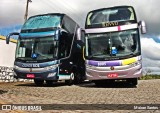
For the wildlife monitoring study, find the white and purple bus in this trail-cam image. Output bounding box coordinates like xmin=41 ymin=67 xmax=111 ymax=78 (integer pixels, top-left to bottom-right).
xmin=80 ymin=6 xmax=147 ymax=86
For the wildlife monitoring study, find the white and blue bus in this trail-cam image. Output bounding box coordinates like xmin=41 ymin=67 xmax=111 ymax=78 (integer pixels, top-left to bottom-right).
xmin=6 ymin=13 xmax=85 ymax=86
xmin=79 ymin=6 xmax=147 ymax=86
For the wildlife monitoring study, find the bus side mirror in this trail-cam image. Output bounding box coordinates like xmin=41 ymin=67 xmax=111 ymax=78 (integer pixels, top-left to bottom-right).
xmin=6 ymin=32 xmax=19 ymax=44
xmin=77 ymin=28 xmax=85 ymax=42
xmin=139 ymin=21 xmax=147 ymax=34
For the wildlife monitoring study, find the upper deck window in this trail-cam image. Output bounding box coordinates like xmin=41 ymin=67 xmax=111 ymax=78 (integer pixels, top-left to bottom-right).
xmin=87 ymin=7 xmax=135 ymax=26
xmin=22 ymin=15 xmax=61 ymax=30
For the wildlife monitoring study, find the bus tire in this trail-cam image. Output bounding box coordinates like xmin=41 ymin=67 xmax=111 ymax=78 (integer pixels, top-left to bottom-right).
xmin=127 ymin=78 xmax=138 ymax=86
xmin=73 ymin=72 xmax=82 ymax=84
xmin=65 ymin=72 xmax=75 ymax=86
xmin=93 ymin=80 xmax=104 ymax=87
xmin=34 ymin=79 xmax=44 ymax=86
xmin=46 ymin=80 xmax=53 ymax=86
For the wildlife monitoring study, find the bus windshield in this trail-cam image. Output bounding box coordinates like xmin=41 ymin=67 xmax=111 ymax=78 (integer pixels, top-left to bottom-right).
xmin=87 ymin=7 xmax=135 ymax=26
xmin=85 ymin=29 xmax=140 ymax=60
xmin=22 ymin=15 xmax=61 ymax=30
xmin=16 ymin=37 xmax=58 ymax=61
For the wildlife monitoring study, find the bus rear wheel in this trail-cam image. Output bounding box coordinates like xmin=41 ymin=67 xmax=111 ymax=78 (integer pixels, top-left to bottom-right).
xmin=73 ymin=72 xmax=83 ymax=84
xmin=34 ymin=79 xmax=44 ymax=86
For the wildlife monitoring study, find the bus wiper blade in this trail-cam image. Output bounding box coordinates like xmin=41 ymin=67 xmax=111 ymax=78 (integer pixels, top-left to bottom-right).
xmin=88 ymin=55 xmax=94 ymax=59
xmin=92 ymin=53 xmax=109 ymax=57
xmin=88 ymin=54 xmax=103 ymax=59
xmin=128 ymin=52 xmax=138 ymax=57
xmin=34 ymin=53 xmax=53 ymax=60
xmin=130 ymin=52 xmax=138 ymax=55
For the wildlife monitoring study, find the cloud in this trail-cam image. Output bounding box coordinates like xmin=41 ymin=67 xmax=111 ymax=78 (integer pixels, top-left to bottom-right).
xmin=0 ymin=0 xmax=160 ymax=36
xmin=141 ymin=38 xmax=160 ymax=60
xmin=142 ymin=57 xmax=160 ymax=68
xmin=142 ymin=63 xmax=160 ymax=75
xmin=141 ymin=37 xmax=160 ymax=74
xmin=0 ymin=0 xmax=25 ymax=27
xmin=0 ymin=25 xmax=22 ymax=37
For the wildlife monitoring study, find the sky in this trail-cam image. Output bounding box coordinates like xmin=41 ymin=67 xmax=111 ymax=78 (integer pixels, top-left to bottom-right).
xmin=0 ymin=0 xmax=160 ymax=74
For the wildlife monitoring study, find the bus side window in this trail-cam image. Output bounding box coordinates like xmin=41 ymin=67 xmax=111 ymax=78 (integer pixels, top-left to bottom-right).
xmin=131 ymin=34 xmax=137 ymax=52
xmin=59 ymin=33 xmax=71 ymax=58
xmin=60 ymin=40 xmax=66 ymax=58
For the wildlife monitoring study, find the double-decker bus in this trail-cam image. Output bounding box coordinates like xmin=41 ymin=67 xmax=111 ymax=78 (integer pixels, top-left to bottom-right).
xmin=81 ymin=6 xmax=146 ymax=86
xmin=6 ymin=13 xmax=85 ymax=86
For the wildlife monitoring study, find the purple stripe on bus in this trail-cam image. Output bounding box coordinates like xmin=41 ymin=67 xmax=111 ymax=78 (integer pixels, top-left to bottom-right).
xmin=88 ymin=60 xmax=121 ymax=67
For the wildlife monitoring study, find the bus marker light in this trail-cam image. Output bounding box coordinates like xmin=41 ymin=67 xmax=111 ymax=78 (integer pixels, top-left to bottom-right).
xmin=65 ymin=70 xmax=69 ymax=73
xmin=118 ymin=26 xmax=121 ymax=31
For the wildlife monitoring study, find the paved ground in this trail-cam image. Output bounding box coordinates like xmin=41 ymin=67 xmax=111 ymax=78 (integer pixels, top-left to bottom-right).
xmin=0 ymin=79 xmax=160 ymax=113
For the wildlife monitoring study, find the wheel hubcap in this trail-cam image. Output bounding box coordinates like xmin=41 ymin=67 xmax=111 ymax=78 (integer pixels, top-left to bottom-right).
xmin=70 ymin=73 xmax=74 ymax=80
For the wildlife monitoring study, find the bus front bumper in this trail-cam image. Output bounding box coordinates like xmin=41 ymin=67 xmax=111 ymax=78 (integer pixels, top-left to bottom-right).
xmin=86 ymin=64 xmax=142 ymax=80
xmin=14 ymin=67 xmax=59 ymax=80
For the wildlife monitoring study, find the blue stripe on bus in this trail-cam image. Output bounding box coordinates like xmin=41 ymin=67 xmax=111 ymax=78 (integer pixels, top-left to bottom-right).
xmin=20 ymin=31 xmax=56 ymax=38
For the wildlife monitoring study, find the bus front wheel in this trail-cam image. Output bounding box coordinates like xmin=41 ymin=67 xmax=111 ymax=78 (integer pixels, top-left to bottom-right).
xmin=46 ymin=80 xmax=54 ymax=86
xmin=73 ymin=72 xmax=83 ymax=84
xmin=65 ymin=72 xmax=75 ymax=85
xmin=127 ymin=78 xmax=138 ymax=86
xmin=34 ymin=79 xmax=44 ymax=86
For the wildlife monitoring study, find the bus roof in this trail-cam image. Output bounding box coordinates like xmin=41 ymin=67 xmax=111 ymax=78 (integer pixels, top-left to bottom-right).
xmin=21 ymin=13 xmax=79 ymax=34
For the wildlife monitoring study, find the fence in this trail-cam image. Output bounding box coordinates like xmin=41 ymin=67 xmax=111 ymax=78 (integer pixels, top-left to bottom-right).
xmin=0 ymin=66 xmax=33 ymax=82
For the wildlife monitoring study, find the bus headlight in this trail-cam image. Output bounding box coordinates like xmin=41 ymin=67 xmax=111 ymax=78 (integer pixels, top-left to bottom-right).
xmin=45 ymin=64 xmax=59 ymax=71
xmin=131 ymin=60 xmax=141 ymax=67
xmin=14 ymin=65 xmax=19 ymax=70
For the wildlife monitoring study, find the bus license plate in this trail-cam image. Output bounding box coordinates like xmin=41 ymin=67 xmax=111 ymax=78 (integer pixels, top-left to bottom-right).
xmin=107 ymin=73 xmax=118 ymax=78
xmin=27 ymin=74 xmax=35 ymax=78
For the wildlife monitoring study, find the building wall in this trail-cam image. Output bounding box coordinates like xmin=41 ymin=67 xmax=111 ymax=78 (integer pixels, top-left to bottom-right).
xmin=0 ymin=37 xmax=16 ymax=67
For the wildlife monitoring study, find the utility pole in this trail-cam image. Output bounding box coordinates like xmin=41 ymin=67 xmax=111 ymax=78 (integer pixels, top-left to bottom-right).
xmin=24 ymin=0 xmax=32 ymax=22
